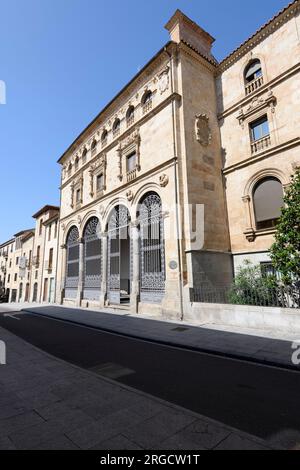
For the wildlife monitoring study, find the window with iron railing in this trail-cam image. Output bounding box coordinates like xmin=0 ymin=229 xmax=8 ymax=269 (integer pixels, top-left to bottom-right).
xmin=244 ymin=59 xmax=264 ymax=95
xmin=250 ymin=116 xmax=271 ymax=154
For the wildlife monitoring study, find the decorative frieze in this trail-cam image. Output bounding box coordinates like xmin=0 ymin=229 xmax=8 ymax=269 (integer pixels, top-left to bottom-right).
xmin=237 ymin=90 xmax=277 ymax=128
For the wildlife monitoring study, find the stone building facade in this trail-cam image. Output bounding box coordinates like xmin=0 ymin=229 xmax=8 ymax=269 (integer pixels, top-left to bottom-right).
xmin=217 ymin=0 xmax=300 ymax=274
xmin=1 ymin=1 xmax=300 ymax=318
xmin=0 ymin=205 xmax=59 ymax=304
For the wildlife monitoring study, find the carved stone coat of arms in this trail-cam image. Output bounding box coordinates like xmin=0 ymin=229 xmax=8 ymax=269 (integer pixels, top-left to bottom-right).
xmin=195 ymin=114 xmax=212 ymax=147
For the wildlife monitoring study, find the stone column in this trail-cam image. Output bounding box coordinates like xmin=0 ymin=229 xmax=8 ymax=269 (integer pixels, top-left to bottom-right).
xmin=59 ymin=244 xmax=67 ymax=304
xmin=100 ymin=232 xmax=108 ymax=308
xmin=242 ymin=195 xmax=255 ymax=242
xmin=130 ymin=220 xmax=140 ymax=314
xmin=76 ymin=238 xmax=84 ymax=307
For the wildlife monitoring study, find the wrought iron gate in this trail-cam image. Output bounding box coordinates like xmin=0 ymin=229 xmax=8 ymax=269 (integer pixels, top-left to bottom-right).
xmin=65 ymin=226 xmax=79 ymax=299
xmin=83 ymin=217 xmax=102 ymax=301
xmin=108 ymin=205 xmax=130 ymax=304
xmin=139 ymin=193 xmax=165 ymax=303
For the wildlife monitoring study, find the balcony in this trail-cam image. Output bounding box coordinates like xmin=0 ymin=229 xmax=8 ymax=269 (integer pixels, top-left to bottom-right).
xmin=142 ymin=100 xmax=152 ymax=115
xmin=126 ymin=168 xmax=137 ymax=182
xmin=113 ymin=128 xmax=120 ymax=139
xmin=245 ymin=76 xmax=264 ymax=96
xmin=126 ymin=115 xmax=134 ymax=128
xmin=251 ymin=135 xmax=271 ymax=154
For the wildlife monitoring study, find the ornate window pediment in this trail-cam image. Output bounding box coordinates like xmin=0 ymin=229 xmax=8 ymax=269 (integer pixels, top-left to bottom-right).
xmin=117 ymin=129 xmax=141 ymax=182
xmin=237 ymin=90 xmax=276 ymax=128
xmin=89 ymin=154 xmax=107 ymax=198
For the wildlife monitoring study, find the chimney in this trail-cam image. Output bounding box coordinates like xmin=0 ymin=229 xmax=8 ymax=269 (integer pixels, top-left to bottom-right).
xmin=165 ymin=9 xmax=215 ymax=58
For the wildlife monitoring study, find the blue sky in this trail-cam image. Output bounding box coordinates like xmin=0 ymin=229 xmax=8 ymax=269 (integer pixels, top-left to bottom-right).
xmin=0 ymin=0 xmax=289 ymax=243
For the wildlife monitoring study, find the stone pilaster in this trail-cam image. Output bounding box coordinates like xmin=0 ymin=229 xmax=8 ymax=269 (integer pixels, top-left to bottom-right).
xmin=60 ymin=244 xmax=67 ymax=304
xmin=130 ymin=221 xmax=140 ymax=314
xmin=100 ymin=232 xmax=108 ymax=308
xmin=76 ymin=238 xmax=84 ymax=306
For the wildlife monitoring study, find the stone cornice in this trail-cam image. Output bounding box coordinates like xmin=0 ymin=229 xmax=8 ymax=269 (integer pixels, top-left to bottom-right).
xmin=218 ymin=61 xmax=300 ymax=120
xmin=59 ymin=157 xmax=177 ymax=223
xmin=58 ymin=42 xmax=177 ymax=165
xmin=218 ymin=0 xmax=300 ymax=73
xmin=60 ymin=92 xmax=181 ymax=189
xmin=223 ymin=137 xmax=300 ymax=175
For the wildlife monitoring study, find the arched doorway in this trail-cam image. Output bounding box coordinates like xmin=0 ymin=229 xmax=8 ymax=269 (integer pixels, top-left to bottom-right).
xmin=65 ymin=226 xmax=80 ymax=299
xmin=138 ymin=192 xmax=165 ymax=303
xmin=25 ymin=283 xmax=30 ymax=302
xmin=18 ymin=283 xmax=23 ymax=302
xmin=83 ymin=217 xmax=102 ymax=301
xmin=107 ymin=205 xmax=131 ymax=304
xmin=32 ymin=283 xmax=38 ymax=302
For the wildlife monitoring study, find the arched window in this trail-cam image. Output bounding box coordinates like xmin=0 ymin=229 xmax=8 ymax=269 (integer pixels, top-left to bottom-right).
xmin=65 ymin=226 xmax=79 ymax=299
xmin=107 ymin=205 xmax=131 ymax=304
xmin=74 ymin=156 xmax=79 ymax=171
xmin=141 ymin=90 xmax=153 ymax=114
xmin=253 ymin=177 xmax=284 ymax=230
xmin=126 ymin=106 xmax=135 ymax=126
xmin=138 ymin=192 xmax=165 ymax=302
xmin=244 ymin=59 xmax=263 ymax=94
xmin=83 ymin=217 xmax=102 ymax=301
xmin=101 ymin=129 xmax=108 ymax=147
xmin=112 ymin=119 xmax=121 ymax=137
xmin=91 ymin=139 xmax=97 ymax=155
xmin=82 ymin=148 xmax=87 ymax=164
xmin=67 ymin=163 xmax=72 ymax=177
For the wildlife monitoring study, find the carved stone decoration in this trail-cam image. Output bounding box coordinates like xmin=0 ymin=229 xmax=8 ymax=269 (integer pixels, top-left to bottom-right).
xmin=195 ymin=114 xmax=212 ymax=147
xmin=77 ymin=215 xmax=82 ymax=226
xmin=244 ymin=228 xmax=256 ymax=243
xmin=292 ymin=162 xmax=300 ymax=171
xmin=118 ymin=129 xmax=141 ymax=181
xmin=158 ymin=66 xmax=170 ymax=94
xmin=237 ymin=90 xmax=277 ymax=128
xmin=159 ymin=174 xmax=169 ymax=188
xmin=61 ymin=223 xmax=65 ymax=231
xmin=126 ymin=190 xmax=134 ymax=202
xmin=89 ymin=154 xmax=107 ymax=197
xmin=70 ymin=181 xmax=75 ymax=209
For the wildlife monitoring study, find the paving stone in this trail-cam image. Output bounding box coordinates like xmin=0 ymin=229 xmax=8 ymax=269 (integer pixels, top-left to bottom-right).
xmin=0 ymin=411 xmax=44 ymax=437
xmin=123 ymin=409 xmax=197 ymax=449
xmin=214 ymin=433 xmax=270 ymax=450
xmin=157 ymin=419 xmax=231 ymax=450
xmin=34 ymin=435 xmax=79 ymax=450
xmin=0 ymin=436 xmax=16 ymax=450
xmin=66 ymin=409 xmax=145 ymax=449
xmin=90 ymin=434 xmax=143 ymax=450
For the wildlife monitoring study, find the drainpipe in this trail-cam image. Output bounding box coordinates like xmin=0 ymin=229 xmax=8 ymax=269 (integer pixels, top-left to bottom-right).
xmin=164 ymin=45 xmax=184 ymax=322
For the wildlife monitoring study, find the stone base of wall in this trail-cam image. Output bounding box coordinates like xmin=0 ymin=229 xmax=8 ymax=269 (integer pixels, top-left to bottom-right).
xmin=184 ymin=302 xmax=300 ymax=333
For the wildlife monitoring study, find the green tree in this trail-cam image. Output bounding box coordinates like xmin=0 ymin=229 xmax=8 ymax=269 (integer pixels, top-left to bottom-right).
xmin=270 ymin=169 xmax=300 ymax=285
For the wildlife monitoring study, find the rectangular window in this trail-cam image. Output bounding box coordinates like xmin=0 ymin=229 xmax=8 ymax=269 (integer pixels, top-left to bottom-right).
xmin=14 ymin=273 xmax=17 ymax=282
xmin=54 ymin=221 xmax=57 ymax=238
xmin=250 ymin=116 xmax=269 ymax=142
xmin=49 ymin=248 xmax=53 ymax=269
xmin=48 ymin=224 xmax=51 ymax=241
xmin=39 ymin=219 xmax=43 ymax=236
xmin=16 ymin=257 xmax=19 ymax=266
xmin=96 ymin=173 xmax=104 ymax=192
xmin=7 ymin=274 xmax=10 ymax=283
xmin=127 ymin=152 xmax=136 ymax=172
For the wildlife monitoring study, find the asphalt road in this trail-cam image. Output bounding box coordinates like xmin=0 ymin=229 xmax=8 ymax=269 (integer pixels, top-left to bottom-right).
xmin=0 ymin=310 xmax=300 ymax=442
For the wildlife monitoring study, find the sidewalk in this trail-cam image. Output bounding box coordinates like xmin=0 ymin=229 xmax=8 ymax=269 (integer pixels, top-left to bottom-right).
xmin=0 ymin=325 xmax=272 ymax=450
xmin=20 ymin=304 xmax=300 ymax=371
